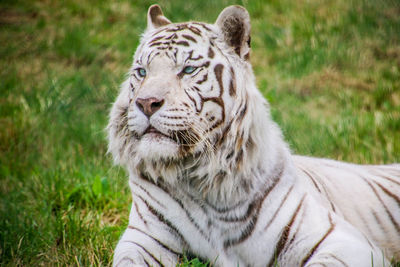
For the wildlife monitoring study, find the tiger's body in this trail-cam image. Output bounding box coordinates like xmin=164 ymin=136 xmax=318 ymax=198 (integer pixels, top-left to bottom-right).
xmin=294 ymin=156 xmax=400 ymax=261
xmin=107 ymin=5 xmax=400 ymax=267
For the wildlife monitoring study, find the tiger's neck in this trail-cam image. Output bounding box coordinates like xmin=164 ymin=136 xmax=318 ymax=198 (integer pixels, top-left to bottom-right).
xmin=132 ymin=99 xmax=295 ymax=207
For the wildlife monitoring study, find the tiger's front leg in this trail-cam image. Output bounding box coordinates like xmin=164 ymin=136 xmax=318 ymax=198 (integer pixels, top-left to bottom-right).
xmin=113 ymin=227 xmax=181 ymax=266
xmin=113 ymin=201 xmax=185 ymax=267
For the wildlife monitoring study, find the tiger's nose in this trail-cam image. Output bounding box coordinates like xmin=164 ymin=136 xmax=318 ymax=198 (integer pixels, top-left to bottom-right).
xmin=136 ymin=97 xmax=164 ymax=118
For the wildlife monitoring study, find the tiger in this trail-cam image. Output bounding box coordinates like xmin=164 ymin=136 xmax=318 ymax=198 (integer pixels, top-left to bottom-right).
xmin=107 ymin=4 xmax=400 ymax=267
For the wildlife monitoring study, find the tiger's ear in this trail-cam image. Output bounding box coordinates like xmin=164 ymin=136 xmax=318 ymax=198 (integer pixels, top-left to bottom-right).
xmin=147 ymin=4 xmax=171 ymax=31
xmin=216 ymin=5 xmax=251 ymax=60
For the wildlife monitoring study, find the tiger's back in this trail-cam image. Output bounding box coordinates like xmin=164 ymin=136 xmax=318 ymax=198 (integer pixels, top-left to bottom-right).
xmin=294 ymin=156 xmax=400 ymax=260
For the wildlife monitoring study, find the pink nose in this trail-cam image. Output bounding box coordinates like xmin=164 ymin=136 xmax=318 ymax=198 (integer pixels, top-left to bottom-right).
xmin=136 ymin=97 xmax=164 ymax=117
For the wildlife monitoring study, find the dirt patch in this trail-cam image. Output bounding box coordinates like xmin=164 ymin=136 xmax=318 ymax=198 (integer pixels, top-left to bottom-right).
xmin=290 ymin=67 xmax=374 ymax=97
xmin=0 ymin=8 xmax=38 ymax=26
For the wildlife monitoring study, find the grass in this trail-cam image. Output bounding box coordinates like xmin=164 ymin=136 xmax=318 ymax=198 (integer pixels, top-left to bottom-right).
xmin=0 ymin=0 xmax=399 ymax=266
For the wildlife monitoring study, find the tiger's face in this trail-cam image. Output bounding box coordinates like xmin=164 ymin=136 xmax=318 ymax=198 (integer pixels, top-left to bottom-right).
xmin=127 ymin=23 xmax=228 ymax=159
xmin=108 ymin=5 xmax=255 ymax=172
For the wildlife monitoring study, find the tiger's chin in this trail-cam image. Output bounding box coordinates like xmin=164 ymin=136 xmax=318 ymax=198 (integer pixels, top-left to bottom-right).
xmin=136 ymin=133 xmax=181 ymax=160
xmin=134 ymin=127 xmax=205 ymax=162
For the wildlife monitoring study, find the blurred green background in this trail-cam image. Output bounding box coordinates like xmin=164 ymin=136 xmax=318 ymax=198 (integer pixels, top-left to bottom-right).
xmin=0 ymin=0 xmax=399 ymax=265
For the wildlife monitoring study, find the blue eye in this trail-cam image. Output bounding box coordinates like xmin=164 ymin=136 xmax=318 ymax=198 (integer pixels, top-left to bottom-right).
xmin=137 ymin=68 xmax=146 ymax=77
xmin=183 ymin=66 xmax=197 ymax=74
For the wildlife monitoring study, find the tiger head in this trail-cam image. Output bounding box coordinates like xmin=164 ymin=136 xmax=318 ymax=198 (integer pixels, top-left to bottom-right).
xmin=108 ymin=5 xmax=280 ymax=189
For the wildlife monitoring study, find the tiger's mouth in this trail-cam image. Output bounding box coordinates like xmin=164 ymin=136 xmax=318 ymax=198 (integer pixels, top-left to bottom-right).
xmin=142 ymin=126 xmax=177 ymax=143
xmin=142 ymin=126 xmax=197 ymax=148
xmin=144 ymin=126 xmax=169 ymax=137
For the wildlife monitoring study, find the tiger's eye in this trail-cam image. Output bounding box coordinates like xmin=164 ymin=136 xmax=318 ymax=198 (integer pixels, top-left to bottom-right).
xmin=183 ymin=66 xmax=197 ymax=74
xmin=137 ymin=68 xmax=147 ymax=77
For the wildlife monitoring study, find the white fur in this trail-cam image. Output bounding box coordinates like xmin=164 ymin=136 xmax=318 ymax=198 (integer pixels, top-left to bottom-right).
xmin=108 ymin=5 xmax=399 ymax=267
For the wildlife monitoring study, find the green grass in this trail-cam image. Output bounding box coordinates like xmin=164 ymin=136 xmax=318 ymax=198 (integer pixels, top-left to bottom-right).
xmin=0 ymin=0 xmax=399 ymax=266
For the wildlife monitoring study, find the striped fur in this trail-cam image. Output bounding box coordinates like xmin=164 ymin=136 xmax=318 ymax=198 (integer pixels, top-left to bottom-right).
xmin=107 ymin=5 xmax=400 ymax=267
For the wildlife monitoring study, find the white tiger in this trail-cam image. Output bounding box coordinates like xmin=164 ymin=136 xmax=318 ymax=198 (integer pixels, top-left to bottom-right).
xmin=107 ymin=4 xmax=400 ymax=267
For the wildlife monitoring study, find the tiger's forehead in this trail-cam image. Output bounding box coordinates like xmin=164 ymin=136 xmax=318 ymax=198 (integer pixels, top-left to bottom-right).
xmin=146 ymin=22 xmax=215 ymax=46
xmin=136 ymin=22 xmax=217 ymax=67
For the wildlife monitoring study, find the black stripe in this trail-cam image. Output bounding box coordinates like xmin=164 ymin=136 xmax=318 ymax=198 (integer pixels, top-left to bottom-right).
xmin=148 ymin=51 xmax=160 ymax=65
xmin=214 ymin=64 xmax=224 ymax=96
xmin=188 ymin=26 xmax=202 ymax=36
xmin=133 ymin=201 xmax=148 ymax=225
xmin=166 ymin=24 xmax=188 ymax=32
xmin=184 ymin=51 xmax=203 ymax=62
xmin=143 ymin=258 xmax=151 ymax=267
xmin=374 ymin=181 xmax=400 ymax=208
xmin=178 ymin=187 xmax=209 ymax=216
xmin=229 ymin=67 xmax=236 ymax=97
xmin=237 ymin=102 xmax=247 ymax=121
xmin=371 ymin=209 xmax=388 ymax=235
xmin=201 ymin=61 xmax=210 ymax=68
xmin=307 ymin=169 xmax=336 ymax=212
xmin=146 ymin=50 xmax=153 ymax=63
xmin=267 ymin=194 xmax=307 ymax=267
xmin=300 ymin=214 xmax=336 ymax=266
xmin=327 ymin=253 xmax=350 ymax=267
xmin=365 ymin=179 xmax=400 ymax=234
xmin=127 ymin=241 xmax=165 ymax=267
xmin=218 ymin=198 xmax=257 ymax=223
xmin=192 ymin=22 xmax=212 ymax=31
xmin=285 ymin=202 xmax=307 ymax=253
xmin=132 ymin=73 xmax=141 ymax=81
xmin=380 ymin=175 xmax=400 ymax=186
xmin=224 ymin=164 xmax=284 ymax=248
xmin=149 ymin=35 xmax=165 ymax=44
xmin=164 ymin=33 xmax=177 ymax=40
xmin=135 ymin=194 xmax=188 ymax=246
xmin=160 ymin=115 xmax=185 ymax=120
xmin=183 ymin=88 xmax=200 ymax=112
xmin=128 ymin=225 xmax=182 ymax=256
xmin=216 ymin=120 xmax=232 ymax=147
xmin=173 ymin=48 xmax=178 ymax=62
xmin=205 ymin=199 xmax=246 ymax=213
xmin=175 ymin=41 xmax=189 ymax=47
xmin=299 ymin=167 xmax=322 ymax=193
xmin=196 ymin=74 xmax=208 ymax=84
xmin=223 ymin=216 xmax=257 ymax=248
xmin=158 ymin=179 xmax=209 ymax=239
xmin=149 ymin=41 xmax=163 ymax=47
xmin=264 ymin=185 xmax=295 ymax=231
xmin=166 ymin=107 xmax=186 ymax=112
xmin=132 ymin=180 xmax=166 ymax=208
xmin=117 ymin=257 xmax=136 ymax=266
xmin=181 ymin=34 xmax=197 ymax=42
xmin=160 ymin=122 xmax=186 ymax=127
xmin=151 ymin=27 xmax=168 ymax=37
xmin=138 ymin=172 xmax=210 ymax=242
xmin=190 ymin=55 xmax=203 ymax=61
xmin=208 ymin=47 xmax=215 ymax=58
xmin=166 ymin=48 xmax=177 ymax=64
xmin=138 ymin=171 xmax=158 ymax=185
xmin=168 ymin=193 xmax=210 ymax=242
xmin=355 ymin=209 xmax=376 ymax=247
xmin=235 ymin=149 xmax=244 ymax=165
